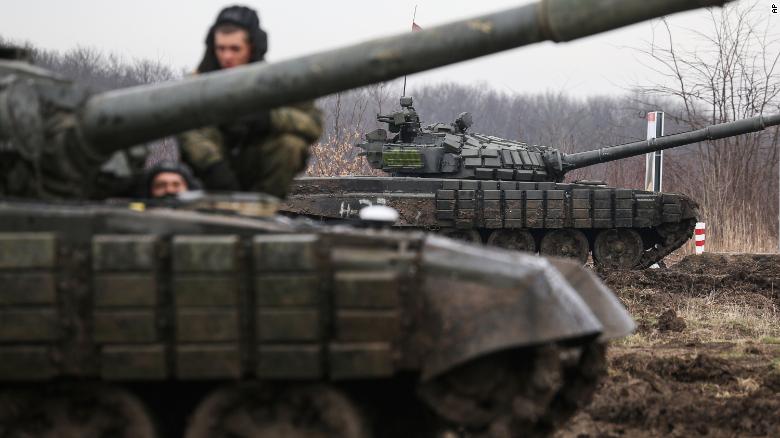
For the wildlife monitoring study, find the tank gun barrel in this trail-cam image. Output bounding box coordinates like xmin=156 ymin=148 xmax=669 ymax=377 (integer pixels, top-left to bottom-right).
xmin=559 ymin=113 xmax=780 ymax=173
xmin=80 ymin=0 xmax=729 ymax=152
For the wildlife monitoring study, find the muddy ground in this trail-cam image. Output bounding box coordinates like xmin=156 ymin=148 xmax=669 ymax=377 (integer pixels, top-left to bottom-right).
xmin=556 ymin=253 xmax=780 ymax=438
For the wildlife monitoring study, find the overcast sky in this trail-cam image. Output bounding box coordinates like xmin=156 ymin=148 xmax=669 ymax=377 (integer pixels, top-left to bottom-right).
xmin=1 ymin=0 xmax=775 ymax=97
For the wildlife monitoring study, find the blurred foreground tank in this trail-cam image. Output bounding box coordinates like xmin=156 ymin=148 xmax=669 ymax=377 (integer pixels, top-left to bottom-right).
xmin=283 ymin=97 xmax=780 ymax=269
xmin=0 ymin=0 xmax=731 ymax=435
xmin=0 ymin=195 xmax=635 ymax=437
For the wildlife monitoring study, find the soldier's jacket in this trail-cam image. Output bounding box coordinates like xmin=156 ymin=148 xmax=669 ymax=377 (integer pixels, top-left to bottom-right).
xmin=179 ymin=101 xmax=323 ymax=199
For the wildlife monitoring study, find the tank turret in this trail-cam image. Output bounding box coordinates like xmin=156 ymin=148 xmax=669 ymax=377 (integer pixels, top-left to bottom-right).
xmin=359 ymin=98 xmax=780 ymax=182
xmin=0 ymin=0 xmax=731 ymax=198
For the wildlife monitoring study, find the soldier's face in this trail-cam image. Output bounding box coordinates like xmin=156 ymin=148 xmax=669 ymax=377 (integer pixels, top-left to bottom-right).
xmin=150 ymin=172 xmax=188 ymax=198
xmin=214 ymin=30 xmax=252 ymax=69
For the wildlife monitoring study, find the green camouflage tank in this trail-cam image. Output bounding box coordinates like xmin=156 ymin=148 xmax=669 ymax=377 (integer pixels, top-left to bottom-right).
xmin=283 ymin=96 xmax=779 ymax=269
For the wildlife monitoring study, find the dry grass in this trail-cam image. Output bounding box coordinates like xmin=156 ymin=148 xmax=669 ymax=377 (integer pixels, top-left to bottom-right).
xmin=614 ymin=284 xmax=780 ymax=348
xmin=305 ymin=130 xmax=384 ymax=177
xmin=666 ymin=203 xmax=778 ymax=263
xmin=697 ymin=203 xmax=779 ymax=254
xmin=677 ymin=297 xmax=780 ymax=342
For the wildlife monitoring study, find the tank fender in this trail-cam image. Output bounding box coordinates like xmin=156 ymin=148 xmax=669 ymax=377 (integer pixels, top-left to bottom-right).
xmin=413 ymin=236 xmax=605 ymax=380
xmin=547 ymin=257 xmax=635 ymax=341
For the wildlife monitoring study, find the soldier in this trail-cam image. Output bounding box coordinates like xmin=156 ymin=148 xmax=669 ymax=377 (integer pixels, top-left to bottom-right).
xmin=144 ymin=161 xmax=200 ymax=198
xmin=178 ymin=5 xmax=323 ymax=198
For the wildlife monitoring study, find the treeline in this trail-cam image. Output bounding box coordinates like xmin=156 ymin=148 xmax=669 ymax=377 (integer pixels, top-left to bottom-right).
xmin=317 ymin=83 xmax=779 ymax=253
xmin=1 ymin=35 xmax=181 ymax=162
xmin=4 ymin=33 xmax=778 ymax=253
xmin=0 ymin=35 xmax=179 ymax=90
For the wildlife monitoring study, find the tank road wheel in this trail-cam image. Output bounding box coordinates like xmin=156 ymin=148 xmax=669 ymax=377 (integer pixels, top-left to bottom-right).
xmin=418 ymin=343 xmax=607 ymax=437
xmin=439 ymin=228 xmax=482 ymax=244
xmin=539 ymin=229 xmax=589 ymax=263
xmin=592 ymin=228 xmax=644 ymax=269
xmin=0 ymin=384 xmax=157 ymax=438
xmin=486 ymin=229 xmax=536 ymax=252
xmin=185 ymin=383 xmax=368 ymax=438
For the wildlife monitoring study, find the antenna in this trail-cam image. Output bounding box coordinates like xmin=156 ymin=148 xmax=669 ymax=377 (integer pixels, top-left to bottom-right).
xmin=402 ymin=5 xmax=418 ymax=97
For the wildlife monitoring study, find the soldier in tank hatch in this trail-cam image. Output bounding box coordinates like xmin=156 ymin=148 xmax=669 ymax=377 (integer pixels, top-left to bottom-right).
xmin=178 ymin=5 xmax=323 ymax=199
xmin=144 ymin=161 xmax=201 ymax=199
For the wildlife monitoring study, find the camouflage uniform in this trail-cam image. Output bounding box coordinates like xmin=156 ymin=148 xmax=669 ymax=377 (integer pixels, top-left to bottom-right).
xmin=176 ymin=6 xmax=323 ymax=199
xmin=178 ymin=101 xmax=322 ymax=198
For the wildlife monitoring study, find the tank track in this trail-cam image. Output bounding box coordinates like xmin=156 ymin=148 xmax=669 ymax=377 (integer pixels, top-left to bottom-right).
xmin=638 ymin=218 xmax=697 ymax=269
xmin=0 ymin=383 xmax=157 ymax=438
xmin=420 ymin=341 xmax=607 ymax=437
xmin=431 ymin=222 xmax=697 ymax=270
xmin=174 ymin=341 xmax=609 ymax=438
xmin=0 ymin=342 xmax=605 ymax=437
xmin=284 ymin=178 xmax=699 ymax=269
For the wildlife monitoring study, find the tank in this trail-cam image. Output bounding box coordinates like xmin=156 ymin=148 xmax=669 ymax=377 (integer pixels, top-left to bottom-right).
xmin=283 ymin=96 xmax=780 ymax=269
xmin=0 ymin=0 xmax=730 ymax=435
xmin=0 ymin=194 xmax=637 ymax=437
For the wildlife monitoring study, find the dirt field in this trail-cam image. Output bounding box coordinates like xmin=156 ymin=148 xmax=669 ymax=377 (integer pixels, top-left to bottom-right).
xmin=557 ymin=253 xmax=780 ymax=438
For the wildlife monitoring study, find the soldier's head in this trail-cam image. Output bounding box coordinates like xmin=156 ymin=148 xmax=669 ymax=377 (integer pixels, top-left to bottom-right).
xmin=198 ymin=5 xmax=268 ymax=73
xmin=145 ymin=161 xmax=199 ymax=199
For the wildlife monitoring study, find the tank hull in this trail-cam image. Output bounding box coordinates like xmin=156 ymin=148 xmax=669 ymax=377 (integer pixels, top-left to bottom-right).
xmin=282 ymin=176 xmax=699 ymax=269
xmin=0 ymin=198 xmax=633 ymax=437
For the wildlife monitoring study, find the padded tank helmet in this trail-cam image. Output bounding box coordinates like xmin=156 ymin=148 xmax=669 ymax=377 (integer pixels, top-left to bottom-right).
xmin=198 ymin=5 xmax=268 ymax=73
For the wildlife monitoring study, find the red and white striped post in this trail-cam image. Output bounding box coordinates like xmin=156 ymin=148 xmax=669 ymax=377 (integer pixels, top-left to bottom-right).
xmin=694 ymin=222 xmax=706 ymax=254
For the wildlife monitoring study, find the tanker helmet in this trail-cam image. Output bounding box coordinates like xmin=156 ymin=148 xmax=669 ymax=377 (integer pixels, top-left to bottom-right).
xmin=198 ymin=5 xmax=268 ymax=73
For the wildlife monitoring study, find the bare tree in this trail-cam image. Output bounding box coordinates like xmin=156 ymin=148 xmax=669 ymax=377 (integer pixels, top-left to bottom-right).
xmin=1 ymin=38 xmax=180 ymax=91
xmin=635 ymin=2 xmax=780 ymax=251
